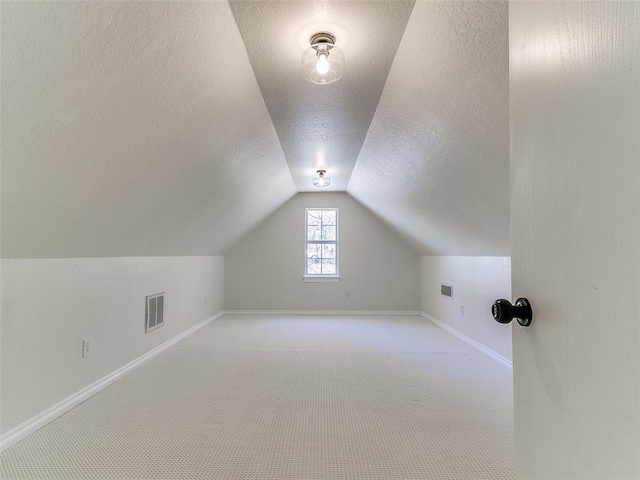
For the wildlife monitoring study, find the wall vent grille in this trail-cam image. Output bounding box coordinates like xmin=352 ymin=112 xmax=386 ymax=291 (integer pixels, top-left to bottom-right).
xmin=146 ymin=293 xmax=165 ymax=333
xmin=441 ymin=284 xmax=453 ymax=298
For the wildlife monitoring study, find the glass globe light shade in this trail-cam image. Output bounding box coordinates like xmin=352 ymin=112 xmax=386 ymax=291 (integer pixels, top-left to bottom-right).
xmin=313 ymin=170 xmax=331 ymax=187
xmin=302 ymin=34 xmax=344 ymax=85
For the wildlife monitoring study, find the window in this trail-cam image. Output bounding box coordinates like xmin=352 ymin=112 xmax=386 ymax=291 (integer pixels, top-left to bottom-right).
xmin=305 ymin=208 xmax=339 ymax=279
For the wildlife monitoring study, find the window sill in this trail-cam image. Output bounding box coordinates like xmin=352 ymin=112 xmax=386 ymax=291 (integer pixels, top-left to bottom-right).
xmin=303 ymin=275 xmax=341 ymax=283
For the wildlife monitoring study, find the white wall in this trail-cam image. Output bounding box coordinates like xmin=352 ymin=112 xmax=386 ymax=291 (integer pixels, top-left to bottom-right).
xmin=421 ymin=256 xmax=512 ymax=363
xmin=225 ymin=193 xmax=420 ymax=311
xmin=0 ymin=256 xmax=224 ymax=434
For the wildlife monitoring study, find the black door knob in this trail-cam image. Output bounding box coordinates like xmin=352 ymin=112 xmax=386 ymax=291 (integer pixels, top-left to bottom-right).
xmin=492 ymin=298 xmax=533 ymax=326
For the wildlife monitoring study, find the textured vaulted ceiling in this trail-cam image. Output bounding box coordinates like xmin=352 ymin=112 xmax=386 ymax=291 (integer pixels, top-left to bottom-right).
xmin=229 ymin=0 xmax=415 ymax=192
xmin=1 ymin=1 xmax=295 ymax=257
xmin=349 ymin=0 xmax=509 ymax=255
xmin=1 ymin=0 xmax=509 ymax=258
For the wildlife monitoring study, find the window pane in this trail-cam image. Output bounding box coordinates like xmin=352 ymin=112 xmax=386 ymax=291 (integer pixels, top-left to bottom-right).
xmin=321 ymin=226 xmax=336 ymax=240
xmin=305 ymin=208 xmax=338 ymax=277
xmin=322 ymin=244 xmax=336 ymax=259
xmin=307 ymin=243 xmax=321 ymax=259
xmin=307 ymin=258 xmax=321 ymax=275
xmin=307 ymin=226 xmax=322 ymax=241
xmin=307 ymin=210 xmax=322 ymax=226
xmin=321 ymin=259 xmax=336 ymax=274
xmin=322 ymin=210 xmax=336 ymax=225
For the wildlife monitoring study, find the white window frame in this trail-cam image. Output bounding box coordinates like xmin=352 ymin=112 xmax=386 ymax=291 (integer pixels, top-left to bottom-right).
xmin=304 ymin=208 xmax=340 ymax=282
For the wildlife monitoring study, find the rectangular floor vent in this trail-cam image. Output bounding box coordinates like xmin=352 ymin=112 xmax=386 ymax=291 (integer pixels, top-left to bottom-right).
xmin=145 ymin=293 xmax=165 ymax=333
xmin=441 ymin=284 xmax=453 ymax=298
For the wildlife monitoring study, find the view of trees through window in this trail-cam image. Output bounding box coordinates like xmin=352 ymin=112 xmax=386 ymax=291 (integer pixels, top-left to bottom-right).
xmin=305 ymin=208 xmax=338 ymax=275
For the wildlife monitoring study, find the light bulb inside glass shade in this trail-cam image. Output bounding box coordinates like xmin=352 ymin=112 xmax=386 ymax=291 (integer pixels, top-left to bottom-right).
xmin=302 ymin=41 xmax=344 ymax=85
xmin=316 ymin=52 xmax=330 ymax=75
xmin=313 ymin=171 xmax=330 ymax=187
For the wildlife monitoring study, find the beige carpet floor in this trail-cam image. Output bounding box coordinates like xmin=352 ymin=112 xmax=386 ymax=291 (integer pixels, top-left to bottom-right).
xmin=0 ymin=314 xmax=514 ymax=479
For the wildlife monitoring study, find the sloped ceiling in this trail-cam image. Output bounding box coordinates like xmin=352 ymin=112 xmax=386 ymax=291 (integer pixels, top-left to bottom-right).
xmin=229 ymin=0 xmax=415 ymax=192
xmin=348 ymin=0 xmax=510 ymax=255
xmin=1 ymin=0 xmax=509 ymax=258
xmin=1 ymin=1 xmax=295 ymax=258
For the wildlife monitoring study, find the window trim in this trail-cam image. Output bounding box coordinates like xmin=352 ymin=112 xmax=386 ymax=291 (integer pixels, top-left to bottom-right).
xmin=303 ymin=275 xmax=341 ymax=283
xmin=303 ymin=207 xmax=340 ymax=280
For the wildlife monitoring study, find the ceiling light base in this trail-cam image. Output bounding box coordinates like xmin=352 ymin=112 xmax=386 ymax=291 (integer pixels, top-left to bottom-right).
xmin=310 ymin=32 xmax=336 ymax=49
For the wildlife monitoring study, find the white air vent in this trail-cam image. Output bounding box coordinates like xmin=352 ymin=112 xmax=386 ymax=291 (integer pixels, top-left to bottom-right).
xmin=441 ymin=284 xmax=453 ymax=298
xmin=145 ymin=293 xmax=165 ymax=333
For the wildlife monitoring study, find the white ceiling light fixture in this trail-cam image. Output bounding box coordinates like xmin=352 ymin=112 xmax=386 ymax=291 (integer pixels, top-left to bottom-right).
xmin=302 ymin=32 xmax=344 ymax=85
xmin=313 ymin=170 xmax=330 ymax=187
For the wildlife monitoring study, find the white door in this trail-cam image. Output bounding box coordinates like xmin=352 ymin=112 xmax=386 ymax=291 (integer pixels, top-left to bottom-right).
xmin=510 ymin=2 xmax=639 ymax=478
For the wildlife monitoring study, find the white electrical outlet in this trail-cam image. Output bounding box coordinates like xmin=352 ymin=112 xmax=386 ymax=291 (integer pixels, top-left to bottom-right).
xmin=345 ymin=291 xmax=351 ymax=298
xmin=460 ymin=305 xmax=465 ymax=316
xmin=82 ymin=338 xmax=92 ymax=357
xmin=204 ymin=296 xmax=208 ymax=306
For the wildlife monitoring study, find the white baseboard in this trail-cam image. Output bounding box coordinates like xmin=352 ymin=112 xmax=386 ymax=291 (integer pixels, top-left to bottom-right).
xmin=421 ymin=312 xmax=513 ymax=370
xmin=0 ymin=311 xmax=224 ymax=452
xmin=224 ymin=310 xmax=421 ymax=316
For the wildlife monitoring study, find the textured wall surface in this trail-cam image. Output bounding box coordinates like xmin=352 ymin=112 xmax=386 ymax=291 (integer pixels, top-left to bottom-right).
xmin=349 ymin=0 xmax=509 ymax=255
xmin=421 ymin=256 xmax=512 ymax=362
xmin=511 ymin=2 xmax=640 ymax=478
xmin=1 ymin=1 xmax=295 ymax=258
xmin=225 ymin=193 xmax=420 ymax=311
xmin=0 ymin=256 xmax=224 ymax=433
